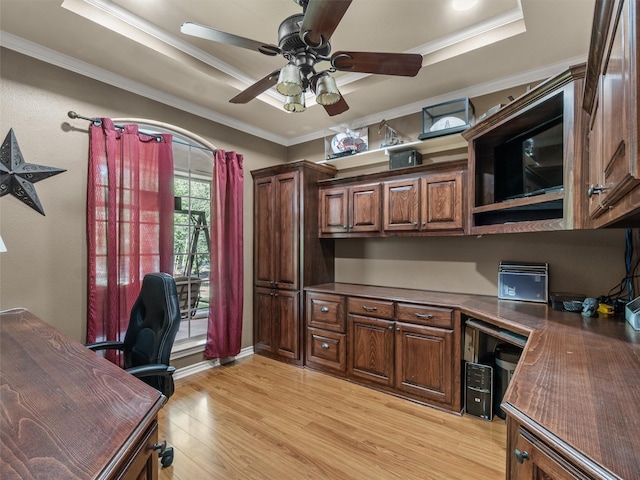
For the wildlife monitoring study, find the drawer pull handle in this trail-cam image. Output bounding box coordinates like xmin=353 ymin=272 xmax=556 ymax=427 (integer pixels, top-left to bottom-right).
xmin=514 ymin=449 xmax=529 ymax=464
xmin=415 ymin=313 xmax=434 ymax=319
xmin=321 ymin=343 xmax=330 ymax=349
xmin=321 ymin=306 xmax=329 ymax=313
xmin=362 ymin=305 xmax=378 ymax=312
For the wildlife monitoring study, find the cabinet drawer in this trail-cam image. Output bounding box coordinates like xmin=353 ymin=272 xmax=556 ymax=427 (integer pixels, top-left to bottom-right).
xmin=306 ymin=328 xmax=346 ymax=372
xmin=396 ymin=303 xmax=453 ymax=328
xmin=306 ymin=292 xmax=345 ymax=332
xmin=348 ymin=297 xmax=394 ymax=319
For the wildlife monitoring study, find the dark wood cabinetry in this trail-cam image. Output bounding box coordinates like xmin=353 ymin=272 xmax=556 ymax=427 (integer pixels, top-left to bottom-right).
xmin=506 ymin=416 xmax=608 ymax=480
xmin=463 ymin=66 xmax=588 ymax=234
xmin=583 ymin=0 xmax=640 ymax=226
xmin=252 ymin=161 xmax=336 ymax=365
xmin=307 ymin=285 xmax=461 ymax=413
xmin=319 ymin=161 xmax=466 ymax=238
xmin=383 ymin=170 xmax=464 ymax=232
xmin=319 ymin=182 xmax=382 ymax=234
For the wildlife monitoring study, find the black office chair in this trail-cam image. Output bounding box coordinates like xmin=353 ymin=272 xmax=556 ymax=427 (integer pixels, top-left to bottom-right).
xmin=87 ymin=272 xmax=181 ymax=467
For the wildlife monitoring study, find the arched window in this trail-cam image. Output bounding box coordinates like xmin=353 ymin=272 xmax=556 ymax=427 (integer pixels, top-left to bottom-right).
xmin=123 ymin=120 xmax=216 ymax=348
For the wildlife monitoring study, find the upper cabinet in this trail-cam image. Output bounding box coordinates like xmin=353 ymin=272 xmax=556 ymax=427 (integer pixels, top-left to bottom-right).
xmin=463 ymin=65 xmax=589 ymax=234
xmin=583 ymin=0 xmax=640 ymax=226
xmin=319 ymin=161 xmax=466 ymax=238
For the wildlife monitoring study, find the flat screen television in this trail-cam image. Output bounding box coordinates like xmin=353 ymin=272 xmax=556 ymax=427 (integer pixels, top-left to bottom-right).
xmin=494 ymin=115 xmax=564 ymax=203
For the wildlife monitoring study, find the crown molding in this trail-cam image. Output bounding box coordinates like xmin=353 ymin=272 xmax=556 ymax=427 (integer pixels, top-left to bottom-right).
xmin=1 ymin=30 xmax=586 ymax=148
xmin=0 ymin=31 xmax=289 ymax=146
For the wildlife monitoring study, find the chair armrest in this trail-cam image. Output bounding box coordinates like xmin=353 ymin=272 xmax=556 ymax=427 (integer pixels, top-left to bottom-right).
xmin=126 ymin=364 xmax=176 ymax=379
xmin=86 ymin=340 xmax=125 ymax=352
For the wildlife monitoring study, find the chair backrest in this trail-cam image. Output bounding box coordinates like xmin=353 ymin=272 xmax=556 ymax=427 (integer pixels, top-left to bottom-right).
xmin=122 ymin=272 xmax=181 ymax=397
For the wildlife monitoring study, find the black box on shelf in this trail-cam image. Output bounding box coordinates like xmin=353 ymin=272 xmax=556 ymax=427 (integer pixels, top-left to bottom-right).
xmin=389 ymin=149 xmax=422 ymax=169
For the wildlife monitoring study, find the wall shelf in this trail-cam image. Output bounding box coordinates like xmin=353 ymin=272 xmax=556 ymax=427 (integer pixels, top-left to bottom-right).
xmin=316 ymin=133 xmax=468 ymax=170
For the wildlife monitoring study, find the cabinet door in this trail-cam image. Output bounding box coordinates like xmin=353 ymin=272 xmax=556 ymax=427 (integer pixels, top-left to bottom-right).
xmin=275 ymin=289 xmax=300 ymax=360
xmin=274 ymin=172 xmax=299 ymax=290
xmin=348 ymin=314 xmax=394 ymax=387
xmin=383 ymin=178 xmax=420 ymax=231
xmin=319 ymin=186 xmax=349 ymax=234
xmin=420 ymin=172 xmax=463 ymax=231
xmin=254 ymin=287 xmax=275 ymax=355
xmin=589 ymin=0 xmax=640 ymax=217
xmin=350 ymin=183 xmax=382 ymax=233
xmin=394 ymin=322 xmax=454 ymax=406
xmin=119 ymin=421 xmax=159 ymax=480
xmin=510 ymin=423 xmax=591 ymax=480
xmin=254 ymin=177 xmax=275 ymax=288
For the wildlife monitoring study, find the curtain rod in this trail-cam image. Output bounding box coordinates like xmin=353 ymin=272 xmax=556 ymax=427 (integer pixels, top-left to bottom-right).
xmin=67 ymin=111 xmax=217 ymax=153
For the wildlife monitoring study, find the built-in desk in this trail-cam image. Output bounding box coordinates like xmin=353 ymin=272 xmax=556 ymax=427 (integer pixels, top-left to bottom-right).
xmin=0 ymin=308 xmax=166 ymax=479
xmin=306 ymin=284 xmax=640 ymax=479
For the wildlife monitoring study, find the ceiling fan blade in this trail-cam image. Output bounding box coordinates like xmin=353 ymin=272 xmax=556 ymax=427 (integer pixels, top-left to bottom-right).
xmin=322 ymin=96 xmax=349 ymax=116
xmin=300 ymin=0 xmax=352 ymax=48
xmin=229 ymin=71 xmax=281 ymax=104
xmin=331 ymin=51 xmax=423 ymax=77
xmin=181 ymin=22 xmax=281 ymax=56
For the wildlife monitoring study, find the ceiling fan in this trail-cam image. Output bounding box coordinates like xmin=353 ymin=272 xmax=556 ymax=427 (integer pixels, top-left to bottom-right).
xmin=180 ymin=0 xmax=423 ymax=116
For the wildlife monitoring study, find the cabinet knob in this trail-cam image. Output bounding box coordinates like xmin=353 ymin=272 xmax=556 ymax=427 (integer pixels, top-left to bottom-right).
xmin=415 ymin=313 xmax=434 ymax=319
xmin=587 ymin=184 xmax=606 ymax=197
xmin=395 ymin=327 xmax=400 ymax=331
xmin=321 ymin=343 xmax=329 ymax=349
xmin=388 ymin=325 xmax=393 ymax=330
xmin=362 ymin=305 xmax=378 ymax=312
xmin=321 ymin=306 xmax=329 ymax=313
xmin=514 ymin=449 xmax=530 ymax=464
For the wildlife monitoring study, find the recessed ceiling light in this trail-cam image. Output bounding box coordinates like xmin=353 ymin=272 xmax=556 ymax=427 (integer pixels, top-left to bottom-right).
xmin=452 ymin=0 xmax=479 ymax=11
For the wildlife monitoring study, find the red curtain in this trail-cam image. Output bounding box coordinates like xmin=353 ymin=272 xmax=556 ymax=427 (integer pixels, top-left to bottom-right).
xmin=205 ymin=149 xmax=244 ymax=359
xmin=86 ymin=119 xmax=174 ymax=361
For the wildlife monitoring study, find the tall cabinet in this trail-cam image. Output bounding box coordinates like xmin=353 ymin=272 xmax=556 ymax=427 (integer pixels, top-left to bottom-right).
xmin=252 ymin=161 xmax=336 ymax=365
xmin=583 ymin=0 xmax=640 ymax=226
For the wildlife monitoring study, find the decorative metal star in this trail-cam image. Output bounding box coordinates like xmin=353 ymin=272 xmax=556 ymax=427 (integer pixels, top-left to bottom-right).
xmin=0 ymin=128 xmax=66 ymax=216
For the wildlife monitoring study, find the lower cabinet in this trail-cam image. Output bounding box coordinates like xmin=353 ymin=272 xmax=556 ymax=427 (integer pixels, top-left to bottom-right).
xmin=306 ymin=288 xmax=461 ymax=413
xmin=507 ymin=416 xmax=600 ymax=480
xmin=254 ymin=287 xmax=300 ymax=361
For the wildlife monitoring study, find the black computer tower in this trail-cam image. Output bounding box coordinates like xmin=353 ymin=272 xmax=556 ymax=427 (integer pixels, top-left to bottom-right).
xmin=465 ymin=362 xmax=493 ymax=420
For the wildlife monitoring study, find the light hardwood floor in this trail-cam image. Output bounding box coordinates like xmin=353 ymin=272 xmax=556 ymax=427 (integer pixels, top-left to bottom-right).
xmin=158 ymin=355 xmax=506 ymax=480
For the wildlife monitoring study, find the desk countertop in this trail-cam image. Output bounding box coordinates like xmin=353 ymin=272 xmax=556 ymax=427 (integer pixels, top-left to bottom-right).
xmin=306 ymin=283 xmax=640 ymax=479
xmin=0 ymin=308 xmax=166 ymax=479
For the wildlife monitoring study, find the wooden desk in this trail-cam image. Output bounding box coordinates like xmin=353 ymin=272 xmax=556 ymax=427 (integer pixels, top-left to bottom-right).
xmin=0 ymin=309 xmax=166 ymax=479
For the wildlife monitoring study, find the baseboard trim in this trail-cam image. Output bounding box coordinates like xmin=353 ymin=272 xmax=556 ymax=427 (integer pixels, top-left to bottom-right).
xmin=173 ymin=346 xmax=255 ymax=380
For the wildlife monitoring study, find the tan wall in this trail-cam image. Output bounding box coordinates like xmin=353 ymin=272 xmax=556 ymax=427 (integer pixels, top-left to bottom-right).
xmin=334 ymin=229 xmax=624 ymax=298
xmin=0 ymin=49 xmax=284 ymax=349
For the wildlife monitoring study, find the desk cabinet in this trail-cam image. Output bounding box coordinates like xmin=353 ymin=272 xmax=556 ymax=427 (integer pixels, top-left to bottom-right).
xmin=306 ymin=286 xmax=461 ymax=413
xmin=507 ymin=416 xmax=599 ymax=480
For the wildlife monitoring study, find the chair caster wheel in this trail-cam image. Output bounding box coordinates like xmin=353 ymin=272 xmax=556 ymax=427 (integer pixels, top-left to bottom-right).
xmin=160 ymin=446 xmax=174 ymax=467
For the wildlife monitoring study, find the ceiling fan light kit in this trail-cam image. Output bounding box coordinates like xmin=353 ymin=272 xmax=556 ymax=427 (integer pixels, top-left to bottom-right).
xmin=276 ymin=64 xmax=304 ymax=96
xmin=284 ymin=93 xmax=307 ymax=112
xmin=181 ymin=0 xmax=422 ymax=116
xmin=315 ymin=74 xmax=341 ymax=106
